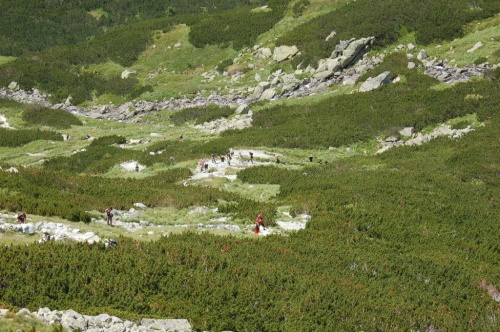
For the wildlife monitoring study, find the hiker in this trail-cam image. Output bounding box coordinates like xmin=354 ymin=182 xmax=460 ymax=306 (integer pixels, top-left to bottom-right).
xmin=276 ymin=155 xmax=280 ymax=164
xmin=204 ymin=162 xmax=209 ymax=171
xmin=135 ymin=164 xmax=139 ymax=172
xmin=17 ymin=212 xmax=26 ymax=224
xmin=42 ymin=232 xmax=51 ymax=242
xmin=179 ymin=133 xmax=183 ymax=141
xmin=256 ymin=214 xmax=265 ymax=230
xmin=106 ymin=207 xmax=113 ymax=226
xmin=249 ymin=152 xmax=254 ymax=164
xmin=212 ymin=152 xmax=217 ymax=163
xmin=239 ymin=152 xmax=244 ymax=164
xmin=254 ymin=223 xmax=260 ymax=234
xmin=226 ymin=152 xmax=231 ymax=166
xmin=199 ymin=158 xmax=205 ymax=172
xmin=220 ymin=155 xmax=225 ymax=163
xmin=229 ymin=147 xmax=234 ymax=156
xmin=309 ymin=155 xmax=313 ymax=162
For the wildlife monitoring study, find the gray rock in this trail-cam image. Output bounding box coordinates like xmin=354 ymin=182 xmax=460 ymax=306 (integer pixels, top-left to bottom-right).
xmin=359 ymin=71 xmax=391 ymax=92
xmin=0 ymin=309 xmax=8 ymax=316
xmin=408 ymin=62 xmax=416 ymax=69
xmin=259 ymin=47 xmax=272 ymax=58
xmin=399 ymin=127 xmax=414 ymax=137
xmin=134 ymin=203 xmax=148 ymax=209
xmin=254 ymin=73 xmax=261 ymax=81
xmin=259 ymin=88 xmax=277 ymax=100
xmin=272 ymin=45 xmax=298 ymax=62
xmin=417 ymin=50 xmax=428 ymax=60
xmin=407 ymin=43 xmax=415 ymax=50
xmin=235 ymin=104 xmax=249 ymax=114
xmin=140 ymin=318 xmax=192 ymax=332
xmin=8 ymin=81 xmax=18 ymax=90
xmin=121 ymin=69 xmax=137 ymax=79
xmin=467 ymin=41 xmax=483 ymax=53
xmin=61 ymin=309 xmax=88 ymax=331
xmin=17 ymin=308 xmax=31 ymax=315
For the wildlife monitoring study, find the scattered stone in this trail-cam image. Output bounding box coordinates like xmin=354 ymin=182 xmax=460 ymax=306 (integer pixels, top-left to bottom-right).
xmin=272 ymin=45 xmax=298 ymax=62
xmin=407 ymin=43 xmax=415 ymax=50
xmin=259 ymin=88 xmax=277 ymax=100
xmin=359 ymin=71 xmax=391 ymax=92
xmin=121 ymin=69 xmax=137 ymax=79
xmin=417 ymin=49 xmax=428 ymax=60
xmin=235 ymin=104 xmax=249 ymax=114
xmin=408 ymin=62 xmax=416 ymax=69
xmin=399 ymin=127 xmax=414 ymax=137
xmin=8 ymin=81 xmax=18 ymax=91
xmin=466 ymin=41 xmax=483 ymax=53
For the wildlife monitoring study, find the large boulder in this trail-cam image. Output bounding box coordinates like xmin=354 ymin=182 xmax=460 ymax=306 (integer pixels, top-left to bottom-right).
xmin=121 ymin=69 xmax=137 ymax=79
xmin=417 ymin=49 xmax=428 ymax=60
xmin=8 ymin=81 xmax=19 ymax=91
xmin=259 ymin=88 xmax=277 ymax=101
xmin=273 ymin=45 xmax=298 ymax=62
xmin=359 ymin=71 xmax=391 ymax=92
xmin=61 ymin=310 xmax=88 ymax=331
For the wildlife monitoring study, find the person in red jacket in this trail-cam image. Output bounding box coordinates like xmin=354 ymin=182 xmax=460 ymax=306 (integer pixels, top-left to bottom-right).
xmin=256 ymin=214 xmax=265 ymax=229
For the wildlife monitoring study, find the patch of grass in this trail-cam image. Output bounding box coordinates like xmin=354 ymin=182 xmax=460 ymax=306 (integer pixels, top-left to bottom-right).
xmin=0 ymin=56 xmax=16 ymax=66
xmin=426 ymin=14 xmax=500 ymax=66
xmin=84 ymin=61 xmax=125 ymax=80
xmin=88 ymin=8 xmax=109 ymax=20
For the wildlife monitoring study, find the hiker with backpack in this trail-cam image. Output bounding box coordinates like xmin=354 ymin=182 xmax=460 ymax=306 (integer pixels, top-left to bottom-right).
xmin=249 ymin=152 xmax=254 ymax=164
xmin=106 ymin=207 xmax=113 ymax=226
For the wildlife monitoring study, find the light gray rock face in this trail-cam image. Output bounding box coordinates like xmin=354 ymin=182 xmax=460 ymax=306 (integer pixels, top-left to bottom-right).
xmin=33 ymin=308 xmax=192 ymax=332
xmin=235 ymin=104 xmax=249 ymax=114
xmin=467 ymin=41 xmax=483 ymax=53
xmin=408 ymin=62 xmax=416 ymax=69
xmin=141 ymin=318 xmax=191 ymax=331
xmin=8 ymin=81 xmax=18 ymax=90
xmin=121 ymin=69 xmax=137 ymax=79
xmin=417 ymin=49 xmax=428 ymax=60
xmin=313 ymin=37 xmax=374 ymax=80
xmin=259 ymin=88 xmax=277 ymax=100
xmin=399 ymin=127 xmax=414 ymax=137
xmin=273 ymin=45 xmax=298 ymax=62
xmin=62 ymin=310 xmax=88 ymax=331
xmin=359 ymin=71 xmax=391 ymax=92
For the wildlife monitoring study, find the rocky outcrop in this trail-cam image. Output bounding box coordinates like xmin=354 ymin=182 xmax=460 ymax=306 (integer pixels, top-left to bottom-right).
xmin=359 ymin=71 xmax=391 ymax=92
xmin=273 ymin=45 xmax=298 ymax=62
xmin=377 ymin=124 xmax=475 ymax=153
xmin=313 ymin=37 xmax=374 ymax=80
xmin=193 ymin=112 xmax=252 ymax=134
xmin=423 ymin=60 xmax=492 ymax=84
xmin=30 ymin=307 xmax=193 ymax=332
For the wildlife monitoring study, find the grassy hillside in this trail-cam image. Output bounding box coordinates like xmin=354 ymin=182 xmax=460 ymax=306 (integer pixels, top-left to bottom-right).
xmin=0 ymin=1 xmax=500 ymax=331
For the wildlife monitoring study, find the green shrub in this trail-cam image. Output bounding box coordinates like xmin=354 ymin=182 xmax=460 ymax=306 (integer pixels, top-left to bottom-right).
xmin=170 ymin=105 xmax=234 ymax=126
xmin=22 ymin=104 xmax=83 ymax=129
xmin=0 ymin=128 xmax=62 ymax=147
xmin=216 ymin=58 xmax=234 ymax=73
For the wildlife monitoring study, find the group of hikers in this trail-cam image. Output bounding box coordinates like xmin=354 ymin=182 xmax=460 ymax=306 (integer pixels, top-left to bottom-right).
xmin=196 ymin=149 xmax=287 ymax=172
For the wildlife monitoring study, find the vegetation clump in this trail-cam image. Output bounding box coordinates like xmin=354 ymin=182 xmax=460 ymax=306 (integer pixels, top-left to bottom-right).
xmin=22 ymin=104 xmax=83 ymax=129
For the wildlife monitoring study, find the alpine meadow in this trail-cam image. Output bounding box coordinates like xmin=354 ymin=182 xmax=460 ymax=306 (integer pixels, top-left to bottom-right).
xmin=0 ymin=0 xmax=499 ymax=331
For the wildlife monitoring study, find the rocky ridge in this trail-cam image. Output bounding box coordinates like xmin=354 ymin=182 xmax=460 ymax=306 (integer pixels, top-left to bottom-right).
xmin=1 ymin=39 xmax=497 ymax=129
